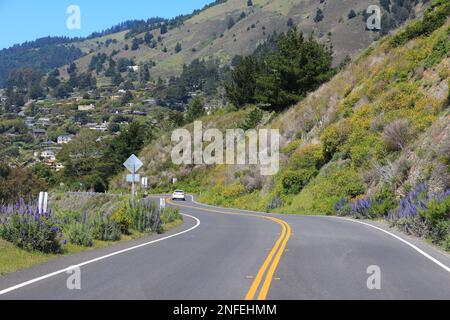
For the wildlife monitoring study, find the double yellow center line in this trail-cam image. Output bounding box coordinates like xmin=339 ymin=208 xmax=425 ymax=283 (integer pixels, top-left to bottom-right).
xmin=166 ymin=197 xmax=292 ymax=300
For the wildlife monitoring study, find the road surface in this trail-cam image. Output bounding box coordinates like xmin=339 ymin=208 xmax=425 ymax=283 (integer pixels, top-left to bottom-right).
xmin=0 ymin=196 xmax=449 ymax=300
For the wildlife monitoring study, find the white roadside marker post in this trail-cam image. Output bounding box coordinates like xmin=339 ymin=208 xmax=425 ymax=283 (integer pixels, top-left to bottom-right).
xmin=38 ymin=192 xmax=49 ymax=214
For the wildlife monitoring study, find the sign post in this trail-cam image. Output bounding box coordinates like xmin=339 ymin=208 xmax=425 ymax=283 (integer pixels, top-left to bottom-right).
xmin=38 ymin=192 xmax=48 ymax=214
xmin=123 ymin=154 xmax=143 ymax=202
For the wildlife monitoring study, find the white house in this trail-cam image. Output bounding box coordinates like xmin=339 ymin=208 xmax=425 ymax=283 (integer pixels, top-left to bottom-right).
xmin=41 ymin=150 xmax=55 ymax=160
xmin=86 ymin=122 xmax=109 ymax=132
xmin=128 ymin=65 xmax=139 ymax=72
xmin=78 ymin=104 xmax=95 ymax=111
xmin=37 ymin=118 xmax=51 ymax=126
xmin=57 ymin=135 xmax=73 ymax=144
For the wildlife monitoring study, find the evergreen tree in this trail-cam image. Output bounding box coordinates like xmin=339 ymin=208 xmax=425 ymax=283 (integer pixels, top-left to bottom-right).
xmin=121 ymin=91 xmax=134 ymax=104
xmin=225 ymin=56 xmax=259 ymax=107
xmin=144 ymin=32 xmax=154 ymax=45
xmin=228 ymin=17 xmax=235 ymax=29
xmin=287 ymin=17 xmax=294 ymax=28
xmin=314 ymin=8 xmax=324 ymax=23
xmin=185 ymin=96 xmax=206 ymax=122
xmin=243 ymin=107 xmax=263 ymax=130
xmin=160 ymin=24 xmax=168 ymax=34
xmin=255 ymin=28 xmax=334 ymax=111
xmin=175 ymin=42 xmax=182 ymax=53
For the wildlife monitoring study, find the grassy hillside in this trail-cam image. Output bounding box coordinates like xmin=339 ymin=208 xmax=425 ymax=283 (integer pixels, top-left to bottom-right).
xmin=113 ymin=3 xmax=449 ymax=216
xmin=64 ymin=0 xmax=428 ymax=82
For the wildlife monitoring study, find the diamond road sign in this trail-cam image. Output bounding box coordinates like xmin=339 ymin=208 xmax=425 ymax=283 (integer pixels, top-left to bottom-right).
xmin=123 ymin=154 xmax=143 ymax=173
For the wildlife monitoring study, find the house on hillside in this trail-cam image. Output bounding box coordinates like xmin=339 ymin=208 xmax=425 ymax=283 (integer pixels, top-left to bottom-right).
xmin=40 ymin=141 xmax=57 ymax=148
xmin=25 ymin=117 xmax=35 ymax=128
xmin=86 ymin=122 xmax=108 ymax=132
xmin=40 ymin=150 xmax=55 ymax=160
xmin=57 ymin=135 xmax=74 ymax=144
xmin=37 ymin=117 xmax=51 ymax=127
xmin=142 ymin=98 xmax=157 ymax=106
xmin=78 ymin=104 xmax=95 ymax=111
xmin=32 ymin=128 xmax=46 ymax=139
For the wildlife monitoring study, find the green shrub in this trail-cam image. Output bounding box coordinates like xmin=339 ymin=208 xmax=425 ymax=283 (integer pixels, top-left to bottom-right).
xmin=320 ymin=119 xmax=352 ymax=160
xmin=390 ymin=0 xmax=450 ymax=47
xmin=0 ymin=202 xmax=64 ymax=254
xmin=110 ymin=207 xmax=132 ymax=235
xmin=370 ymin=187 xmax=397 ymax=217
xmin=64 ymin=221 xmax=93 ymax=247
xmin=287 ymin=163 xmax=365 ymax=215
xmin=427 ymin=220 xmax=450 ymax=244
xmin=420 ymin=196 xmax=450 ymax=225
xmin=282 ymin=139 xmax=302 ymax=156
xmin=161 ymin=207 xmax=182 ymax=225
xmin=443 ymin=234 xmax=450 ymax=251
xmin=91 ymin=215 xmax=121 ymax=241
xmin=281 ymin=169 xmax=317 ymax=194
xmin=425 ymin=30 xmax=450 ymax=68
xmin=129 ymin=200 xmax=162 ymax=233
xmin=290 ymin=144 xmax=324 ymax=170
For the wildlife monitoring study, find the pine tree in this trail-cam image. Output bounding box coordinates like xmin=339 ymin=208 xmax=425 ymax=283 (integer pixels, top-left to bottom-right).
xmin=175 ymin=42 xmax=182 ymax=53
xmin=243 ymin=107 xmax=263 ymax=130
xmin=225 ymin=56 xmax=259 ymax=107
xmin=185 ymin=96 xmax=206 ymax=123
xmin=255 ymin=28 xmax=334 ymax=111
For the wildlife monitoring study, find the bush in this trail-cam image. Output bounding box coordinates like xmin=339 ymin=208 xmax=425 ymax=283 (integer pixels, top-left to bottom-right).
xmin=281 ymin=139 xmax=302 ymax=156
xmin=266 ymin=196 xmax=284 ymax=210
xmin=0 ymin=201 xmax=65 ymax=253
xmin=110 ymin=207 xmax=132 ymax=235
xmin=290 ymin=144 xmax=324 ymax=170
xmin=129 ymin=200 xmax=162 ymax=233
xmin=281 ymin=168 xmax=317 ymax=195
xmin=320 ymin=119 xmax=352 ymax=160
xmin=390 ymin=0 xmax=450 ymax=47
xmin=222 ymin=183 xmax=246 ymax=199
xmin=91 ymin=214 xmax=121 ymax=241
xmin=387 ymin=185 xmax=450 ymax=249
xmin=425 ymin=31 xmax=450 ymax=68
xmin=65 ymin=220 xmax=93 ymax=247
xmin=420 ymin=195 xmax=450 ymax=225
xmin=382 ymin=119 xmax=411 ymax=151
xmin=161 ymin=207 xmax=182 ymax=225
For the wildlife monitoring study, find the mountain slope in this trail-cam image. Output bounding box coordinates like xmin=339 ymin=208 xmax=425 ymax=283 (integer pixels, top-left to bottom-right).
xmin=112 ymin=1 xmax=449 ymax=218
xmin=0 ymin=0 xmax=430 ymax=88
xmin=63 ymin=0 xmax=429 ymax=82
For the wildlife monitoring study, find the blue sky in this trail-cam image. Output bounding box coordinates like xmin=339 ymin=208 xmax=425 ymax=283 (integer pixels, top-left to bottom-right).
xmin=0 ymin=0 xmax=213 ymax=49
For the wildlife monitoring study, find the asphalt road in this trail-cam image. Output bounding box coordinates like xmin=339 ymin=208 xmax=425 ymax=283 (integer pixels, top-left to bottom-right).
xmin=0 ymin=196 xmax=449 ymax=300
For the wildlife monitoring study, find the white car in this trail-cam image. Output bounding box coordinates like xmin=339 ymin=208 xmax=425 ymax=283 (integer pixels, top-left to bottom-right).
xmin=172 ymin=190 xmax=186 ymax=201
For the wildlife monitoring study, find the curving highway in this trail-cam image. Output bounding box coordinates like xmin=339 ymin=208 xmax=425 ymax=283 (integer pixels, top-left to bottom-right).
xmin=0 ymin=196 xmax=449 ymax=300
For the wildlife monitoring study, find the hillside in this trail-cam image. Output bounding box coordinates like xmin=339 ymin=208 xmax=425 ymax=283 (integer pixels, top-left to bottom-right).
xmin=0 ymin=0 xmax=430 ymax=88
xmin=112 ymin=1 xmax=449 ymax=225
xmin=65 ymin=0 xmax=428 ymax=82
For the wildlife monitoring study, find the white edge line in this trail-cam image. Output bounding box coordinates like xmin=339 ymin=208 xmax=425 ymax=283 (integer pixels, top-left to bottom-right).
xmin=0 ymin=213 xmax=200 ymax=296
xmin=335 ymin=217 xmax=450 ymax=274
xmin=189 ymin=195 xmax=450 ymax=275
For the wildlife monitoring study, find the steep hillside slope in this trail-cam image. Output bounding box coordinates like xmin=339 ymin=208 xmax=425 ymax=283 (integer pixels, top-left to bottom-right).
xmin=65 ymin=0 xmax=428 ymax=82
xmin=0 ymin=0 xmax=430 ymax=88
xmin=113 ymin=2 xmax=449 ymax=219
